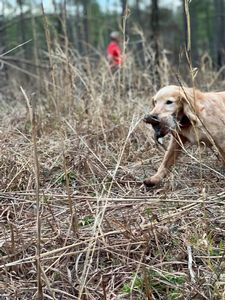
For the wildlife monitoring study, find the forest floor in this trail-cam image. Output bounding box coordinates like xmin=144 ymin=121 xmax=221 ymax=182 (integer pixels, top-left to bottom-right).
xmin=0 ymin=58 xmax=225 ymax=299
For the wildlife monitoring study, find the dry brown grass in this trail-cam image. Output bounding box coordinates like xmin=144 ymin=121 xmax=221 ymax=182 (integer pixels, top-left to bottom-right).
xmin=0 ymin=42 xmax=225 ymax=300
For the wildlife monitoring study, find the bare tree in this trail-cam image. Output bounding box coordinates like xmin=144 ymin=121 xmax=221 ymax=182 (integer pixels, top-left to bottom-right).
xmin=72 ymin=0 xmax=90 ymax=54
xmin=17 ymin=0 xmax=27 ymax=57
xmin=189 ymin=1 xmax=199 ymax=64
xmin=120 ymin=0 xmax=129 ymax=38
xmin=0 ymin=1 xmax=7 ymax=51
xmin=17 ymin=0 xmax=26 ymax=40
xmin=82 ymin=0 xmax=90 ymax=53
xmin=135 ymin=0 xmax=145 ymax=67
xmin=120 ymin=0 xmax=127 ymax=17
xmin=214 ymin=0 xmax=225 ymax=68
xmin=151 ymin=0 xmax=161 ymax=88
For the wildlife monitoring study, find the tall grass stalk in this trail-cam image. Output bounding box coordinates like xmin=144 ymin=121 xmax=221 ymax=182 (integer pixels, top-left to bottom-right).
xmin=21 ymin=87 xmax=43 ymax=300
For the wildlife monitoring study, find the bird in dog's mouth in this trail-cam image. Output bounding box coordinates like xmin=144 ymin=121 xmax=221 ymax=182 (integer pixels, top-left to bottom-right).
xmin=143 ymin=114 xmax=169 ymax=144
xmin=143 ymin=113 xmax=191 ymax=144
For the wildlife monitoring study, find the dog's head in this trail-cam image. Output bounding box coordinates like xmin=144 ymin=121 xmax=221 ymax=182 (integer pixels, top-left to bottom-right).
xmin=144 ymin=85 xmax=194 ymax=140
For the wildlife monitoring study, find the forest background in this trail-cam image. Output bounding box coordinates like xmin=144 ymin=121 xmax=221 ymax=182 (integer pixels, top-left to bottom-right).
xmin=0 ymin=0 xmax=224 ymax=75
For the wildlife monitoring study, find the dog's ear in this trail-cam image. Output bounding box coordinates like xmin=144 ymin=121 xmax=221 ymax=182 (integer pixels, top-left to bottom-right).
xmin=178 ymin=89 xmax=198 ymax=124
xmin=182 ymin=100 xmax=198 ymax=124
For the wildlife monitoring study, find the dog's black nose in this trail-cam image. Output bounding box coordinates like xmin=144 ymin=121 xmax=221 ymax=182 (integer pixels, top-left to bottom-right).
xmin=143 ymin=114 xmax=159 ymax=125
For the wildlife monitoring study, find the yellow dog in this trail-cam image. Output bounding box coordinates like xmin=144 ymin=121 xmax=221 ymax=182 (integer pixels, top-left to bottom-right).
xmin=143 ymin=85 xmax=225 ymax=186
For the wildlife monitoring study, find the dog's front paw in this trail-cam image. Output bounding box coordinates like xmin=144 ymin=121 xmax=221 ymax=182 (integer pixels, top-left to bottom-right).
xmin=143 ymin=176 xmax=161 ymax=187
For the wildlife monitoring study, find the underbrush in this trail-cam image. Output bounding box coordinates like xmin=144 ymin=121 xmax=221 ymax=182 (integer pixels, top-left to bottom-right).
xmin=0 ymin=48 xmax=224 ymax=299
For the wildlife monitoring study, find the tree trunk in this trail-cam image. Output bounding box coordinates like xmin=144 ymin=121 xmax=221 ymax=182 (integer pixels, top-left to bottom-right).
xmin=120 ymin=0 xmax=129 ymax=39
xmin=214 ymin=0 xmax=225 ymax=68
xmin=135 ymin=0 xmax=141 ymax=25
xmin=120 ymin=0 xmax=127 ymax=18
xmin=151 ymin=0 xmax=161 ymax=89
xmin=135 ymin=0 xmax=145 ymax=67
xmin=17 ymin=0 xmax=28 ymax=58
xmin=0 ymin=0 xmax=7 ymax=50
xmin=82 ymin=0 xmax=89 ymax=54
xmin=190 ymin=1 xmax=199 ymax=65
xmin=75 ymin=3 xmax=83 ymax=53
xmin=0 ymin=1 xmax=8 ymax=81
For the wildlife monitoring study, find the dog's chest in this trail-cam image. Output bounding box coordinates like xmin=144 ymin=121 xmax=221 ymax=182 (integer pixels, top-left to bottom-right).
xmin=181 ymin=126 xmax=211 ymax=145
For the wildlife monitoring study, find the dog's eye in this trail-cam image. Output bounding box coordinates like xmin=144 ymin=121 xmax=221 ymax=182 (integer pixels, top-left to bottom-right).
xmin=166 ymin=100 xmax=173 ymax=105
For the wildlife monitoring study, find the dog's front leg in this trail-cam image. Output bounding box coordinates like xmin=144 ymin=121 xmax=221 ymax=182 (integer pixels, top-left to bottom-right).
xmin=144 ymin=135 xmax=187 ymax=186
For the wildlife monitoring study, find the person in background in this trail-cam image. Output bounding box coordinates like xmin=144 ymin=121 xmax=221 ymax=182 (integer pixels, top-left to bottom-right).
xmin=106 ymin=31 xmax=122 ymax=71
